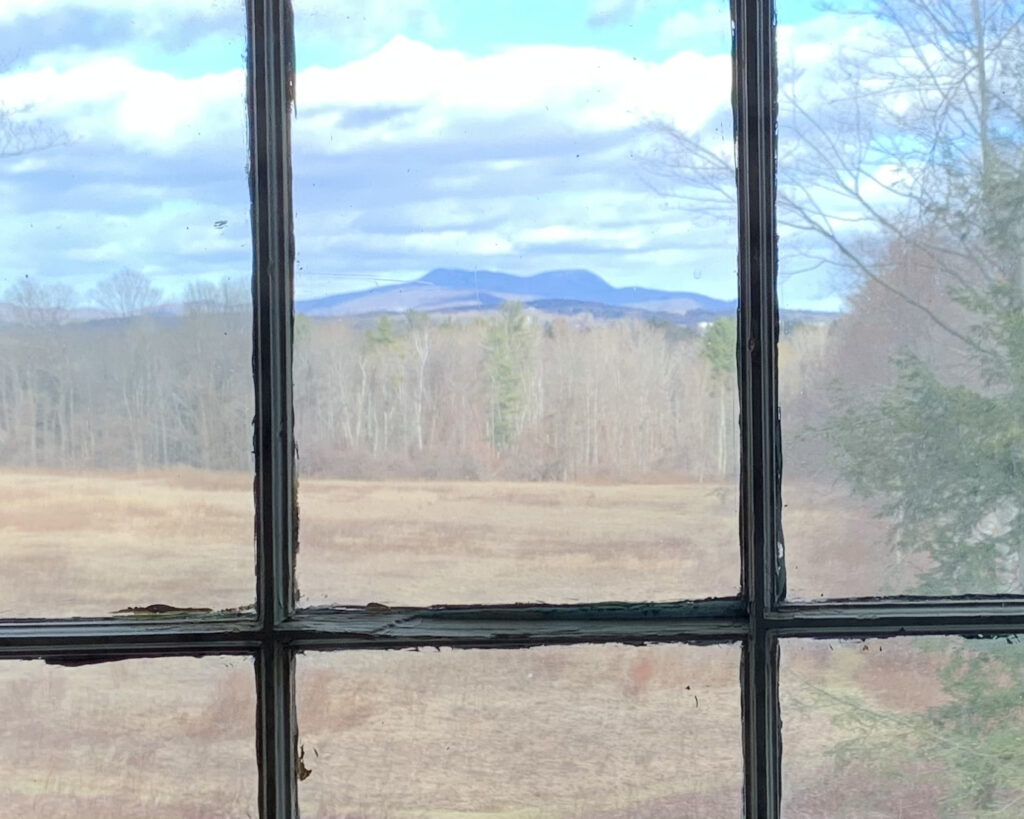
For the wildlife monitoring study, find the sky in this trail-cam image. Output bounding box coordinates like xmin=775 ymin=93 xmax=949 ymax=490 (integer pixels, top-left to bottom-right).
xmin=0 ymin=0 xmax=878 ymax=313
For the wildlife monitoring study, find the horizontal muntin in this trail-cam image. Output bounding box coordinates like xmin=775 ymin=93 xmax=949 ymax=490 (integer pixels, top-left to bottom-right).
xmin=771 ymin=596 xmax=1024 ymax=637
xmin=3 ymin=596 xmax=1024 ymax=661
xmin=0 ymin=600 xmax=745 ymax=658
xmin=0 ymin=613 xmax=260 ymax=661
xmin=284 ymin=599 xmax=749 ymax=649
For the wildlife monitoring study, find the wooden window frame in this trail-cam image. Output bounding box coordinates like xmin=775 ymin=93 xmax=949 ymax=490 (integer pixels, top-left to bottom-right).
xmin=2 ymin=1 xmax=1024 ymax=816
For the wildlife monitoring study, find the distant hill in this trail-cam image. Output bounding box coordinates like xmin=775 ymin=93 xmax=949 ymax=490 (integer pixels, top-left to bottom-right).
xmin=296 ymin=267 xmax=742 ymax=325
xmin=0 ymin=268 xmax=835 ymax=329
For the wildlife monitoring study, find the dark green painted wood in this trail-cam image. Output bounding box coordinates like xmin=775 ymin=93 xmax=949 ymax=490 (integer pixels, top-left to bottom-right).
xmin=247 ymin=0 xmax=298 ymax=816
xmin=735 ymin=0 xmax=783 ymax=814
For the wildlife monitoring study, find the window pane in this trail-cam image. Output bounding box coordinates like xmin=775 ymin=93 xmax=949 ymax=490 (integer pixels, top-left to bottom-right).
xmin=292 ymin=1 xmax=738 ymax=605
xmin=0 ymin=2 xmax=254 ymax=615
xmin=782 ymin=637 xmax=1024 ymax=817
xmin=0 ymin=656 xmax=256 ymax=817
xmin=778 ymin=1 xmax=1024 ymax=596
xmin=298 ymin=643 xmax=741 ymax=816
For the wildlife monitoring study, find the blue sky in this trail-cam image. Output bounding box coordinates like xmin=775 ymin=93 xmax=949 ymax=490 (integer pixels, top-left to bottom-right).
xmin=0 ymin=0 xmax=865 ymax=314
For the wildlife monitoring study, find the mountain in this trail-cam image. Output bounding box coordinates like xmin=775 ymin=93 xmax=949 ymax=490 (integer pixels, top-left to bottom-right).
xmin=296 ymin=268 xmax=742 ymax=325
xmin=1 ymin=269 xmax=833 ymax=329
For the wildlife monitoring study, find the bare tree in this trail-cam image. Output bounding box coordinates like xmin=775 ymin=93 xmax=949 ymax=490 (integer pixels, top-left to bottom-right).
xmin=647 ymin=0 xmax=1024 ymax=348
xmin=184 ymin=277 xmax=250 ymax=316
xmin=3 ymin=278 xmax=76 ymax=326
xmin=0 ymin=104 xmax=65 ymax=159
xmin=0 ymin=54 xmax=68 ymax=161
xmin=90 ymin=269 xmax=162 ymax=317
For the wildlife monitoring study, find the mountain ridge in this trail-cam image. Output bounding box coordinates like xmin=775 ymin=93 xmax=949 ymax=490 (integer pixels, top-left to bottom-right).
xmin=296 ymin=267 xmax=741 ymax=324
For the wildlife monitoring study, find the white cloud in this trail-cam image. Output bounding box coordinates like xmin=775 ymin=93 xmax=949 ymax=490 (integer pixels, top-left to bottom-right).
xmin=0 ymin=57 xmax=245 ymax=153
xmin=296 ymin=0 xmax=443 ymax=53
xmin=285 ymin=36 xmax=738 ymax=295
xmin=777 ymin=10 xmax=884 ymax=86
xmin=306 ymin=228 xmax=516 ymax=258
xmin=518 ymin=223 xmax=680 ymax=252
xmin=293 ymin=36 xmax=730 ymax=154
xmin=657 ymin=3 xmax=730 ymax=51
xmin=5 ymin=157 xmax=48 ymax=173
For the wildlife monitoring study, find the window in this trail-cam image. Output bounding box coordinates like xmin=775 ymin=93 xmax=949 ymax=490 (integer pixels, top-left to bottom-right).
xmin=2 ymin=0 xmax=1022 ymax=816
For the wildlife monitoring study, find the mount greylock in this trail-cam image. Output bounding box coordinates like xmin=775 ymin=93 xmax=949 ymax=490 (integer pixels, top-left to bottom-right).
xmin=296 ymin=268 xmax=831 ymax=326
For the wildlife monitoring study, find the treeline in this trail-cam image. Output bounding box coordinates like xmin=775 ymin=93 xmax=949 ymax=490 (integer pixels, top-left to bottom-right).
xmin=0 ymin=298 xmax=755 ymax=481
xmin=0 ymin=308 xmax=252 ymax=472
xmin=295 ymin=303 xmax=740 ymax=480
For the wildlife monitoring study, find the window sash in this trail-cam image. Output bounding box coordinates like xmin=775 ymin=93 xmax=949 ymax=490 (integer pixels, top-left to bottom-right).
xmin=2 ymin=2 xmax=1024 ymax=818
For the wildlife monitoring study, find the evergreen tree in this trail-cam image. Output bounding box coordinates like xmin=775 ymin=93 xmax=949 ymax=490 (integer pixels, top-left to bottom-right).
xmin=813 ymin=1 xmax=1024 ymax=809
xmin=701 ymin=317 xmax=738 ymax=477
xmin=485 ymin=301 xmax=530 ymax=453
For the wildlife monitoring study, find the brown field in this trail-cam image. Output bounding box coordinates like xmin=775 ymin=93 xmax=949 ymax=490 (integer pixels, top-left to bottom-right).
xmin=0 ymin=467 xmax=888 ymax=617
xmin=297 ymin=644 xmax=744 ymax=818
xmin=0 ymin=468 xmax=255 ymax=617
xmin=0 ymin=657 xmax=258 ymax=818
xmin=0 ymin=468 xmax=969 ymax=816
xmin=297 ymin=478 xmax=741 ymax=606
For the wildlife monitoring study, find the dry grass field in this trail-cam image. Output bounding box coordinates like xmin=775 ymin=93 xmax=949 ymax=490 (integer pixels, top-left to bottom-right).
xmin=0 ymin=466 xmax=889 ymax=617
xmin=297 ymin=644 xmax=743 ymax=818
xmin=0 ymin=638 xmax=969 ymax=818
xmin=0 ymin=657 xmax=258 ymax=818
xmin=0 ymin=468 xmax=255 ymax=617
xmin=297 ymin=478 xmax=741 ymax=606
xmin=0 ymin=467 xmax=959 ymax=816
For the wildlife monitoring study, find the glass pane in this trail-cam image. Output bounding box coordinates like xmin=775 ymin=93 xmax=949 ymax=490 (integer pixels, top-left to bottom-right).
xmin=0 ymin=656 xmax=256 ymax=817
xmin=293 ymin=1 xmax=738 ymax=605
xmin=778 ymin=1 xmax=1024 ymax=596
xmin=0 ymin=2 xmax=254 ymax=615
xmin=783 ymin=636 xmax=1024 ymax=817
xmin=298 ymin=643 xmax=741 ymax=816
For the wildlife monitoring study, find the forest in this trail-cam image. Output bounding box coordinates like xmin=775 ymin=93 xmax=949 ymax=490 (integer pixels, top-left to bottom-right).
xmin=0 ymin=278 xmax=766 ymax=484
